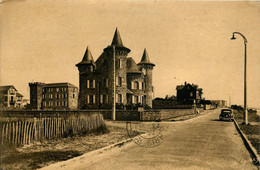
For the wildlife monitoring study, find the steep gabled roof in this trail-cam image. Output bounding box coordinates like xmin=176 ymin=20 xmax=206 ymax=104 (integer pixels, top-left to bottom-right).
xmin=0 ymin=85 xmax=17 ymax=92
xmin=126 ymin=58 xmax=142 ymax=74
xmin=137 ymin=48 xmax=155 ymax=66
xmin=76 ymin=46 xmax=95 ymax=66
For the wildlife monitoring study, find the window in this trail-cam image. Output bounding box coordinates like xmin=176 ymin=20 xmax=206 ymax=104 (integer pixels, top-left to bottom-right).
xmin=134 ymin=82 xmax=139 ymax=89
xmin=56 ymin=88 xmax=59 ymax=92
xmin=57 ymin=94 xmax=59 ymax=98
xmin=116 ymin=77 xmax=122 ymax=86
xmin=101 ymin=95 xmax=108 ymax=103
xmin=117 ymin=94 xmax=122 ymax=103
xmin=9 ymin=89 xmax=15 ymax=94
xmin=90 ymin=66 xmax=93 ymax=72
xmin=103 ymin=79 xmax=108 ymax=88
xmin=104 ymin=95 xmax=108 ymax=103
xmin=132 ymin=95 xmax=138 ymax=104
xmin=142 ymin=82 xmax=145 ymax=90
xmin=116 ymin=59 xmax=121 ymax=68
xmin=87 ymin=95 xmax=95 ymax=104
xmin=100 ymin=95 xmax=103 ymax=104
xmin=87 ymin=80 xmax=96 ymax=88
xmin=190 ymin=92 xmax=193 ymax=97
xmin=73 ymin=94 xmax=75 ymax=99
xmin=50 ymin=94 xmax=53 ymax=99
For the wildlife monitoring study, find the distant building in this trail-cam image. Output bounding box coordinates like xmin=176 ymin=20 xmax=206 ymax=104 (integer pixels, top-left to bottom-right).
xmin=176 ymin=82 xmax=203 ymax=104
xmin=16 ymin=92 xmax=24 ymax=108
xmin=29 ymin=82 xmax=78 ymax=110
xmin=76 ymin=28 xmax=156 ymax=109
xmin=211 ymin=100 xmax=227 ymax=108
xmin=0 ymin=85 xmax=24 ymax=108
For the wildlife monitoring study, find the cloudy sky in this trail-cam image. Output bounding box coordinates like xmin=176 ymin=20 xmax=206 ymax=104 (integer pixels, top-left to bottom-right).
xmin=0 ymin=0 xmax=259 ymax=108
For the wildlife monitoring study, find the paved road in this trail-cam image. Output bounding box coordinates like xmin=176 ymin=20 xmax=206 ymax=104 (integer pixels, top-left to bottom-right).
xmin=42 ymin=109 xmax=256 ymax=170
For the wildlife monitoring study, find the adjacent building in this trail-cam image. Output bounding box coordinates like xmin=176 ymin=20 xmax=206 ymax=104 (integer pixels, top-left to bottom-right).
xmin=76 ymin=28 xmax=155 ymax=109
xmin=0 ymin=85 xmax=24 ymax=108
xmin=29 ymin=82 xmax=78 ymax=110
xmin=176 ymin=82 xmax=203 ymax=104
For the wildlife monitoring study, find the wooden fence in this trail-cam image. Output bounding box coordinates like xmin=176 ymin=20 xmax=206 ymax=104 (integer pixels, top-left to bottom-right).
xmin=0 ymin=113 xmax=104 ymax=146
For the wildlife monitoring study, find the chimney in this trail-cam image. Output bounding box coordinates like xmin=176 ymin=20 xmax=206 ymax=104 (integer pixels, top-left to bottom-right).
xmin=185 ymin=81 xmax=187 ymax=85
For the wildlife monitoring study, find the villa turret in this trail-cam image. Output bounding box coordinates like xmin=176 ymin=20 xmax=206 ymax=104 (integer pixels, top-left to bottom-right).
xmin=137 ymin=49 xmax=155 ymax=107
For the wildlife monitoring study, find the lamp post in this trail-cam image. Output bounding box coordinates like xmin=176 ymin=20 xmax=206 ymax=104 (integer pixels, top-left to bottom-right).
xmin=231 ymin=32 xmax=248 ymax=124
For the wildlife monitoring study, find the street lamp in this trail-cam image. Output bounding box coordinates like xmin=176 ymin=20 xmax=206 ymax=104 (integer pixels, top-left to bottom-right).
xmin=231 ymin=32 xmax=248 ymax=124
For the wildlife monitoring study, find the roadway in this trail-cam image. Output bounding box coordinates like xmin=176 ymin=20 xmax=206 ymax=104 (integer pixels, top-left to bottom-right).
xmin=42 ymin=109 xmax=256 ymax=170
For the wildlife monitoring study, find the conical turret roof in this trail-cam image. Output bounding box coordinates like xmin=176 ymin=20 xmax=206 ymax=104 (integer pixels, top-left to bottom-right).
xmin=103 ymin=28 xmax=130 ymax=53
xmin=137 ymin=48 xmax=155 ymax=66
xmin=126 ymin=58 xmax=142 ymax=74
xmin=111 ymin=28 xmax=124 ymax=46
xmin=76 ymin=46 xmax=95 ymax=66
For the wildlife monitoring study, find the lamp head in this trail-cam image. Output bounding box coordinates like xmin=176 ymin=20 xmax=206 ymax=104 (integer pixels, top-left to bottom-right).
xmin=231 ymin=34 xmax=236 ymax=40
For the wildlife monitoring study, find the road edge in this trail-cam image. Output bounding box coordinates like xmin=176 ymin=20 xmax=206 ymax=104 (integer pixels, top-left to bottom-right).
xmin=234 ymin=119 xmax=260 ymax=165
xmin=39 ymin=135 xmax=136 ymax=170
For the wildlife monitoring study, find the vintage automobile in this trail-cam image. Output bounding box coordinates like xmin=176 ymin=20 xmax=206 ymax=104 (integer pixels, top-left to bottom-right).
xmin=219 ymin=109 xmax=234 ymax=121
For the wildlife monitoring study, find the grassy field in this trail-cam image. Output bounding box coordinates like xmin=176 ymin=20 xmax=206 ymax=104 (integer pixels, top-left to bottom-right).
xmin=233 ymin=110 xmax=260 ymax=155
xmin=0 ymin=125 xmax=130 ymax=170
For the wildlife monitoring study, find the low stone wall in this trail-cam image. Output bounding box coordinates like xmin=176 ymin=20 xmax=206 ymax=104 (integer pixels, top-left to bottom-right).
xmin=0 ymin=108 xmax=204 ymax=122
xmin=101 ymin=110 xmax=140 ymax=121
xmin=141 ymin=111 xmax=160 ymax=121
xmin=159 ymin=108 xmax=203 ymax=120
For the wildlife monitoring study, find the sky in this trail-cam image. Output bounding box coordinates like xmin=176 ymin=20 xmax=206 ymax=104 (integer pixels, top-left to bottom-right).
xmin=0 ymin=0 xmax=260 ymax=108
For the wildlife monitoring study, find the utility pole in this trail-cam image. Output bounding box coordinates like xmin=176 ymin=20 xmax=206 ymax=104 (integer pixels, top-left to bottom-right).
xmin=112 ymin=45 xmax=116 ymax=121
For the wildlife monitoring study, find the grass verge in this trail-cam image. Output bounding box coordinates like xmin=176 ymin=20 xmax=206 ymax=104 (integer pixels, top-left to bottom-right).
xmin=233 ymin=110 xmax=260 ymax=155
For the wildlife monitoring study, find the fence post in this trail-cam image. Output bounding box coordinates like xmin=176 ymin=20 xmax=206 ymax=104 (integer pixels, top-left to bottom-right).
xmin=1 ymin=123 xmax=6 ymax=144
xmin=33 ymin=117 xmax=37 ymax=141
xmin=15 ymin=121 xmax=18 ymax=146
xmin=12 ymin=122 xmax=15 ymax=144
xmin=28 ymin=122 xmax=32 ymax=145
